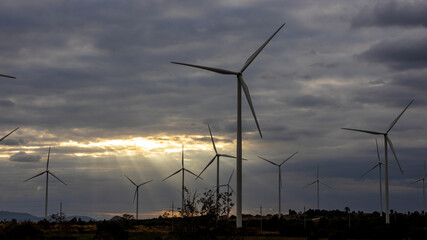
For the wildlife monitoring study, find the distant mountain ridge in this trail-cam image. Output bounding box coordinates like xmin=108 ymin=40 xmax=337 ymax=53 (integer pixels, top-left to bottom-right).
xmin=0 ymin=211 xmax=95 ymax=222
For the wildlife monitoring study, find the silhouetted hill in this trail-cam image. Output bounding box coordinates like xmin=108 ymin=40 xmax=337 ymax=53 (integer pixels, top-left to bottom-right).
xmin=110 ymin=216 xmax=122 ymax=221
xmin=0 ymin=211 xmax=42 ymax=222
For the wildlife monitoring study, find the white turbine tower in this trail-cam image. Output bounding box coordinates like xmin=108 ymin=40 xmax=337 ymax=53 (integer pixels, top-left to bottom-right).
xmin=0 ymin=127 xmax=19 ymax=142
xmin=409 ymin=160 xmax=426 ymax=215
xmin=197 ymin=124 xmax=236 ymax=212
xmin=342 ymin=99 xmax=413 ymax=224
xmin=258 ymin=151 xmax=298 ymax=217
xmin=24 ymin=147 xmax=66 ymax=219
xmin=163 ymin=145 xmax=199 ymax=216
xmin=171 ymin=23 xmax=286 ymax=227
xmin=0 ymin=73 xmax=15 ymax=79
xmin=219 ymin=170 xmax=235 ymax=219
xmin=304 ymin=165 xmax=331 ymax=210
xmin=124 ymin=175 xmax=153 ymax=220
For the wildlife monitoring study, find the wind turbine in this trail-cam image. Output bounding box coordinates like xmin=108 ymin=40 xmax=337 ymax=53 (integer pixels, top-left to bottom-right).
xmin=409 ymin=160 xmax=426 ymax=215
xmin=258 ymin=151 xmax=298 ymax=217
xmin=0 ymin=73 xmax=16 ymax=79
xmin=219 ymin=169 xmax=235 ymax=219
xmin=304 ymin=165 xmax=331 ymax=210
xmin=0 ymin=127 xmax=19 ymax=142
xmin=342 ymin=99 xmax=413 ymax=223
xmin=171 ymin=23 xmax=286 ymax=227
xmin=163 ymin=145 xmax=199 ymax=217
xmin=24 ymin=147 xmax=66 ymax=219
xmin=197 ymin=124 xmax=236 ymax=212
xmin=124 ymin=175 xmax=153 ymax=220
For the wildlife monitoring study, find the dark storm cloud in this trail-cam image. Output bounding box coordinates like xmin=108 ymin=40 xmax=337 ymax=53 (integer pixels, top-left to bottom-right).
xmin=351 ymin=0 xmax=427 ymax=28
xmin=9 ymin=151 xmax=41 ymax=162
xmin=357 ymin=34 xmax=427 ymax=70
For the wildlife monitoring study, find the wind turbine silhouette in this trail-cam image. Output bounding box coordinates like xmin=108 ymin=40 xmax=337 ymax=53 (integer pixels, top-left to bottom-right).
xmin=171 ymin=23 xmax=286 ymax=227
xmin=163 ymin=145 xmax=199 ymax=216
xmin=124 ymin=175 xmax=153 ymax=220
xmin=0 ymin=74 xmax=15 ymax=79
xmin=0 ymin=127 xmax=19 ymax=142
xmin=197 ymin=124 xmax=236 ymax=212
xmin=343 ymin=99 xmax=413 ymax=223
xmin=24 ymin=147 xmax=66 ymax=219
xmin=258 ymin=151 xmax=298 ymax=217
xmin=304 ymin=165 xmax=331 ymax=210
xmin=409 ymin=160 xmax=426 ymax=215
xmin=219 ymin=169 xmax=235 ymax=219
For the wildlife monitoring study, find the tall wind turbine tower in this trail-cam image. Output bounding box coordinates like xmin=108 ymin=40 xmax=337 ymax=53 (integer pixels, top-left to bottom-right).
xmin=258 ymin=151 xmax=298 ymax=216
xmin=124 ymin=175 xmax=153 ymax=220
xmin=304 ymin=165 xmax=331 ymax=210
xmin=24 ymin=147 xmax=66 ymax=219
xmin=343 ymin=99 xmax=413 ymax=223
xmin=171 ymin=23 xmax=286 ymax=227
xmin=163 ymin=145 xmax=199 ymax=216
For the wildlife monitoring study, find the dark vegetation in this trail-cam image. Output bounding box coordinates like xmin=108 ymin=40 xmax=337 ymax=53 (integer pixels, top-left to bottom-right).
xmin=0 ymin=189 xmax=426 ymax=239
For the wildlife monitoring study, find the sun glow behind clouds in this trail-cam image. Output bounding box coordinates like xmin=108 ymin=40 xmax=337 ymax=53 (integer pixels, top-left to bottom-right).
xmin=59 ymin=135 xmax=233 ymax=158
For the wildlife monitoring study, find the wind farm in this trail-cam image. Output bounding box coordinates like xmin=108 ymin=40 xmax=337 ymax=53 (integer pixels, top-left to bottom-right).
xmin=2 ymin=0 xmax=427 ymax=238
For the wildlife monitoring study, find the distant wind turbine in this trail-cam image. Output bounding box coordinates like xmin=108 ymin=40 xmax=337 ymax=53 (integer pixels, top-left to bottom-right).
xmin=304 ymin=165 xmax=331 ymax=210
xmin=409 ymin=160 xmax=426 ymax=215
xmin=24 ymin=147 xmax=66 ymax=219
xmin=0 ymin=127 xmax=19 ymax=142
xmin=219 ymin=170 xmax=235 ymax=219
xmin=197 ymin=124 xmax=236 ymax=212
xmin=0 ymin=73 xmax=16 ymax=79
xmin=124 ymin=175 xmax=153 ymax=220
xmin=258 ymin=151 xmax=298 ymax=216
xmin=163 ymin=145 xmax=199 ymax=216
xmin=171 ymin=23 xmax=286 ymax=227
xmin=343 ymin=99 xmax=413 ymax=223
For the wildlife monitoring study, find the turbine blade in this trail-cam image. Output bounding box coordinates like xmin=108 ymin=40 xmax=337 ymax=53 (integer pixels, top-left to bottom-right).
xmin=303 ymin=181 xmax=317 ymax=189
xmin=376 ymin=139 xmax=381 ymax=162
xmin=279 ymin=169 xmax=282 ymax=189
xmin=171 ymin=62 xmax=238 ymax=75
xmin=0 ymin=73 xmax=16 ymax=79
xmin=258 ymin=156 xmax=278 ymax=166
xmin=228 ymin=169 xmax=234 ymax=184
xmin=163 ymin=169 xmax=182 ymax=181
xmin=239 ymin=75 xmax=262 ymax=138
xmin=409 ymin=178 xmax=424 ymax=185
xmin=360 ymin=164 xmax=379 ymax=178
xmin=0 ymin=127 xmax=19 ymax=142
xmin=240 ymin=23 xmax=286 ymax=73
xmin=341 ymin=128 xmax=383 ymax=135
xmin=218 ymin=153 xmax=236 ymax=159
xmin=387 ymin=99 xmax=414 ymax=133
xmin=23 ymin=171 xmax=46 ymax=182
xmin=280 ymin=151 xmax=298 ymax=166
xmin=125 ymin=175 xmax=137 ymax=186
xmin=386 ymin=136 xmax=403 ymax=174
xmin=184 ymin=168 xmax=201 ymax=179
xmin=319 ymin=181 xmax=332 ymax=189
xmin=133 ymin=189 xmax=138 ymax=203
xmin=208 ymin=124 xmax=217 ymax=154
xmin=49 ymin=172 xmax=67 ymax=185
xmin=139 ymin=179 xmax=153 ymax=186
xmin=197 ymin=155 xmax=216 ymax=179
xmin=46 ymin=147 xmax=51 ymax=170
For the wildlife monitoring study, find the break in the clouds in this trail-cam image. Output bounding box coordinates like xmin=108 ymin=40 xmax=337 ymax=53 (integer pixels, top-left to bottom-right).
xmin=9 ymin=151 xmax=41 ymax=162
xmin=351 ymin=0 xmax=427 ymax=28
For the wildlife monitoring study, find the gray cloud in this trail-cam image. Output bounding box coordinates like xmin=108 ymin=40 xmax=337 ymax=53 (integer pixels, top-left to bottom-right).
xmin=9 ymin=151 xmax=41 ymax=162
xmin=351 ymin=0 xmax=427 ymax=28
xmin=357 ymin=34 xmax=427 ymax=70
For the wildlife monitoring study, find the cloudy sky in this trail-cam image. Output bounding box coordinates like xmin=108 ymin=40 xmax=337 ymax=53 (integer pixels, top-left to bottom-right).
xmin=1 ymin=0 xmax=427 ymax=220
